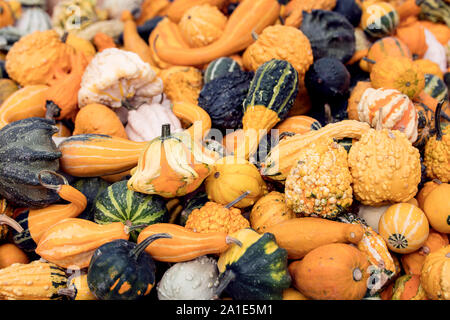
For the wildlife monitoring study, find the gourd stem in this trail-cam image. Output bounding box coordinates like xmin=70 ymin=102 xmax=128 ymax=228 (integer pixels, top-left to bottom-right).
xmin=278 ymin=15 xmax=285 ymax=25
xmin=251 ymin=30 xmax=258 ymax=41
xmin=225 ymin=236 xmax=243 ymax=247
xmin=61 ymin=32 xmax=69 ymax=43
xmin=224 ymin=191 xmax=251 ymax=209
xmin=0 ymin=214 xmax=24 ymax=233
xmin=57 ymin=287 xmax=76 ymax=300
xmin=121 ymin=99 xmax=135 ymax=110
xmin=353 ymin=268 xmax=363 ymax=282
xmin=129 ymin=233 xmax=172 ymax=260
xmin=362 ymin=57 xmax=376 ymax=65
xmin=124 ymin=223 xmax=151 ymax=234
xmin=38 ymin=170 xmax=68 ymax=191
xmin=45 ymin=101 xmax=61 ymax=120
xmin=161 ymin=123 xmax=171 ymax=138
xmin=214 ymin=269 xmax=235 ymax=299
xmin=434 ymin=99 xmax=445 ymax=141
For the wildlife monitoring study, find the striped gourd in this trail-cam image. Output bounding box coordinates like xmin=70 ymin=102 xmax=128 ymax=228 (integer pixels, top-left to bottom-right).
xmin=423 ymin=73 xmax=449 ymax=102
xmin=0 ymin=261 xmax=67 ymax=300
xmin=236 ymin=59 xmax=299 ymax=159
xmin=204 ymin=57 xmax=242 ymax=83
xmin=357 ymin=87 xmax=418 ymax=142
xmin=361 ymin=2 xmax=399 ymax=38
xmin=417 ymin=0 xmax=450 ymax=27
xmin=378 ymin=203 xmax=430 ymax=254
xmin=94 ymin=180 xmax=170 ymax=242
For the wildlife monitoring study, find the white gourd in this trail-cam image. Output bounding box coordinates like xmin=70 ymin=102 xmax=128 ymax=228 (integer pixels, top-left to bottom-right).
xmin=423 ymin=28 xmax=447 ymax=73
xmin=100 ymin=0 xmax=143 ymax=19
xmin=356 ymin=205 xmax=390 ymax=233
xmin=16 ymin=7 xmax=52 ymax=35
xmin=157 ymin=256 xmax=220 ymax=300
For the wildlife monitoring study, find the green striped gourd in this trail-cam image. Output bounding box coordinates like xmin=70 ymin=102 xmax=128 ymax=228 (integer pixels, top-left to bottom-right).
xmin=94 ymin=180 xmax=170 ymax=241
xmin=417 ymin=0 xmax=450 ymax=27
xmin=423 ymin=74 xmax=449 ymax=102
xmin=361 ymin=2 xmax=399 ymax=38
xmin=204 ymin=57 xmax=242 ymax=83
xmin=236 ymin=59 xmax=299 ymax=159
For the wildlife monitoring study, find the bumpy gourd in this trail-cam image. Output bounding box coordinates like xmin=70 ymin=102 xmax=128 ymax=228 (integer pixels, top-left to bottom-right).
xmin=348 ymin=128 xmax=421 ymax=205
xmin=420 ymin=245 xmax=450 ymax=300
xmin=159 ymin=66 xmax=203 ymax=104
xmin=285 ymin=139 xmax=353 ymax=219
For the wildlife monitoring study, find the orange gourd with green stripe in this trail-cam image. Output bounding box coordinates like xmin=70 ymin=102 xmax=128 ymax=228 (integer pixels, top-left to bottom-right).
xmin=360 ymin=37 xmax=412 ymax=72
xmin=378 ymin=203 xmax=430 ymax=254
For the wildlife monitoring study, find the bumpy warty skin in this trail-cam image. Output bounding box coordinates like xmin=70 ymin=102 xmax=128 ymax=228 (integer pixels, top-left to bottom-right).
xmin=285 ymin=139 xmax=353 ymax=219
xmin=78 ymin=48 xmax=163 ymax=108
xmin=424 ymin=125 xmax=450 ymax=183
xmin=348 ymin=128 xmax=421 ymax=206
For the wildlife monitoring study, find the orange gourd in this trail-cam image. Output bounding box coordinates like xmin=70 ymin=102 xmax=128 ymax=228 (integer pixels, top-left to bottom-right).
xmin=93 ymin=32 xmax=117 ymax=52
xmin=153 ymin=0 xmax=280 ymax=66
xmin=418 ymin=21 xmax=450 ymax=46
xmin=0 ymin=244 xmax=29 ymax=269
xmin=0 ymin=85 xmax=49 ymax=129
xmin=138 ymin=0 xmax=171 ymax=25
xmin=136 ymin=223 xmax=241 ymax=262
xmin=121 ymin=10 xmax=154 ymax=67
xmin=73 ymin=103 xmax=128 ymax=139
xmin=423 ymin=183 xmax=450 ymax=233
xmin=396 ymin=17 xmax=428 ymax=58
xmin=35 ymin=218 xmax=132 ymax=269
xmin=264 ymin=217 xmax=364 ymax=259
xmin=401 ymin=229 xmax=449 ymax=275
xmin=289 ymin=243 xmax=370 ymax=300
xmin=166 ymin=0 xmax=228 ymax=23
xmin=396 ymin=0 xmax=421 ymax=21
xmin=420 ymin=245 xmax=450 ymax=300
xmin=417 ymin=180 xmax=441 ymax=209
xmin=378 ymin=203 xmax=430 ymax=254
xmin=274 ymin=116 xmax=321 ymax=135
xmin=0 ymin=0 xmax=16 ymax=28
xmin=45 ymin=51 xmax=89 ymax=121
xmin=347 ymin=81 xmax=373 ymax=120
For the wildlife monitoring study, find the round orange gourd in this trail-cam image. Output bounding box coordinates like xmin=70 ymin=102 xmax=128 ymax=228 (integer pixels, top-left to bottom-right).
xmin=422 ymin=183 xmax=450 ymax=234
xmin=249 ymin=191 xmax=295 ymax=233
xmin=420 ymin=245 xmax=450 ymax=300
xmin=378 ymin=203 xmax=430 ymax=254
xmin=289 ymin=243 xmax=370 ymax=300
xmin=0 ymin=0 xmax=16 ymax=28
xmin=178 ymin=4 xmax=227 ymax=48
xmin=0 ymin=244 xmax=29 ymax=269
xmin=417 ymin=180 xmax=441 ymax=209
xmin=73 ymin=103 xmax=128 ymax=139
xmin=360 ymin=37 xmax=412 ymax=73
xmin=347 ymin=81 xmax=373 ymax=120
xmin=370 ymin=56 xmax=425 ymax=100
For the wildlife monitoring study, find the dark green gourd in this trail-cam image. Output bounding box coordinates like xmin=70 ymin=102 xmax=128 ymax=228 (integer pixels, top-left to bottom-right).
xmin=0 ymin=118 xmax=62 ymax=208
xmin=300 ymin=10 xmax=356 ymax=64
xmin=94 ymin=180 xmax=169 ymax=241
xmin=72 ymin=177 xmax=111 ymax=221
xmin=87 ymin=233 xmax=171 ymax=300
xmin=198 ymin=70 xmax=254 ymax=132
xmin=333 ymin=0 xmax=362 ymax=27
xmin=203 ymin=57 xmax=242 ymax=83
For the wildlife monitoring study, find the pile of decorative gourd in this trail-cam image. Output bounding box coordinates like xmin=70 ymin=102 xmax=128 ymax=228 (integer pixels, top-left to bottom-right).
xmin=0 ymin=0 xmax=448 ymax=301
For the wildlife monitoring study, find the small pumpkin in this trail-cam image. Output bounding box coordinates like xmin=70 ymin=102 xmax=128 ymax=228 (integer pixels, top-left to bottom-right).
xmin=216 ymin=228 xmax=291 ymax=300
xmin=370 ymin=56 xmax=425 ymax=100
xmin=127 ymin=124 xmax=219 ymax=198
xmin=73 ymin=103 xmax=128 ymax=139
xmin=423 ymin=183 xmax=450 ymax=233
xmin=249 ymin=191 xmax=295 ymax=234
xmin=94 ymin=180 xmax=169 ymax=242
xmin=179 ymin=4 xmax=227 ymax=48
xmin=289 ymin=243 xmax=370 ymax=300
xmin=205 ymin=156 xmax=267 ymax=208
xmin=420 ymin=244 xmax=450 ymax=300
xmin=395 ymin=17 xmax=428 ymax=58
xmin=87 ymin=233 xmax=171 ymax=300
xmin=378 ymin=203 xmax=430 ymax=254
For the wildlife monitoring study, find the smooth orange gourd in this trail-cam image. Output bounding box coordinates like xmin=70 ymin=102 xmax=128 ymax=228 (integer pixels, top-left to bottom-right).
xmin=166 ymin=0 xmax=227 ymax=23
xmin=93 ymin=32 xmax=117 ymax=52
xmin=36 ymin=218 xmax=131 ymax=269
xmin=136 ymin=223 xmax=241 ymax=262
xmin=0 ymin=244 xmax=29 ymax=268
xmin=0 ymin=85 xmax=49 ymax=129
xmin=153 ymin=0 xmax=280 ymax=66
xmin=264 ymin=217 xmax=364 ymax=259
